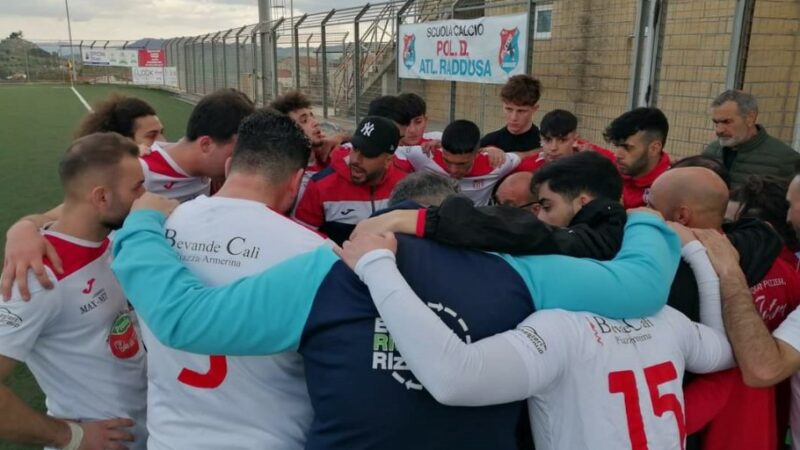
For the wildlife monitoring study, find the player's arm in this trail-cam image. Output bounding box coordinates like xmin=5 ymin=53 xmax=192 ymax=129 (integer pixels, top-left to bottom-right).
xmin=501 ymin=209 xmax=680 ymax=318
xmin=111 ymin=201 xmax=338 ymax=356
xmin=352 ymin=196 xmax=626 ymax=259
xmin=679 ymin=237 xmax=723 ymax=332
xmin=696 ymin=229 xmax=800 ymax=386
xmin=343 ymin=236 xmax=569 ymax=406
xmin=683 ymin=369 xmax=738 ymax=434
xmin=2 ymin=204 xmax=64 ymax=300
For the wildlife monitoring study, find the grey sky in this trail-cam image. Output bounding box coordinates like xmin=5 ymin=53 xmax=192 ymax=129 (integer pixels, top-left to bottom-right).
xmin=0 ymin=0 xmax=370 ymax=42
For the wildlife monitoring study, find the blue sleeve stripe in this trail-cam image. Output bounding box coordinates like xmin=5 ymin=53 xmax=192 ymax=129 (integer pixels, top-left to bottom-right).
xmin=497 ymin=213 xmax=680 ymax=319
xmin=111 ymin=209 xmax=338 ymax=355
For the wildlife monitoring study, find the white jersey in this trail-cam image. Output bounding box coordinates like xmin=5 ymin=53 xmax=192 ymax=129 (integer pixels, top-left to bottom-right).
xmin=394 ymin=146 xmax=520 ymax=205
xmin=505 ymin=307 xmax=732 ymax=450
xmin=140 ymin=143 xmax=210 ymax=203
xmin=774 ymin=309 xmax=800 ymax=449
xmin=141 ymin=195 xmax=325 ymax=450
xmin=0 ymin=230 xmax=147 ymax=450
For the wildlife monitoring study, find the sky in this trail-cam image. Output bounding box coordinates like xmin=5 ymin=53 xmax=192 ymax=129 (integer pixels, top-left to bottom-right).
xmin=0 ymin=0 xmax=369 ymax=43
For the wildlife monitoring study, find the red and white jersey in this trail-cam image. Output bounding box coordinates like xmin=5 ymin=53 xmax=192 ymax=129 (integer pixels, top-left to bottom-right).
xmin=0 ymin=231 xmax=147 ymax=450
xmin=505 ymin=307 xmax=733 ymax=450
xmin=140 ymin=143 xmax=210 ymax=203
xmin=394 ymin=146 xmax=521 ymax=205
xmin=142 ymin=195 xmax=325 ymax=450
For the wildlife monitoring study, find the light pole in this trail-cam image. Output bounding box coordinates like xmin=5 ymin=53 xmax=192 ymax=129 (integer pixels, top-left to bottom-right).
xmin=64 ymin=0 xmax=77 ymax=84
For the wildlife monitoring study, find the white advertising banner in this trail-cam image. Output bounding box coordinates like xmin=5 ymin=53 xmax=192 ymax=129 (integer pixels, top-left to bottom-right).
xmin=132 ymin=67 xmax=164 ymax=85
xmin=81 ymin=48 xmax=139 ymax=67
xmin=164 ymin=67 xmax=179 ymax=88
xmin=398 ymin=13 xmax=529 ymax=84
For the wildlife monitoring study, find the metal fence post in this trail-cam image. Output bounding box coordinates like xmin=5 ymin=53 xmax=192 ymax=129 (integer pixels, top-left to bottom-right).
xmin=201 ymin=34 xmax=210 ymax=94
xmin=320 ymin=9 xmax=336 ymax=119
xmin=270 ymin=18 xmax=285 ymax=98
xmin=260 ymin=23 xmax=270 ymax=105
xmin=353 ymin=4 xmax=371 ymax=125
xmin=235 ymin=27 xmax=247 ymax=92
xmin=222 ymin=29 xmax=233 ymax=88
xmin=395 ymin=0 xmax=415 ymax=95
xmin=251 ymin=27 xmax=260 ymax=102
xmin=211 ymin=32 xmax=220 ymax=91
xmin=294 ymin=14 xmax=308 ymax=90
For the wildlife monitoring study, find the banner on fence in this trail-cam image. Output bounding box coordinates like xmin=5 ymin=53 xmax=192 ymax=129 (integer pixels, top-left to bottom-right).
xmin=81 ymin=48 xmax=139 ymax=67
xmin=398 ymin=13 xmax=529 ymax=84
xmin=138 ymin=49 xmax=166 ymax=67
xmin=132 ymin=67 xmax=180 ymax=87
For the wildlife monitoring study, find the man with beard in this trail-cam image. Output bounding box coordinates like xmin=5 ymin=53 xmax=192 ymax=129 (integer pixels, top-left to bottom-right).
xmin=294 ymin=116 xmax=407 ymax=244
xmin=0 ymin=133 xmax=148 ymax=450
xmin=703 ymin=90 xmax=800 ymax=188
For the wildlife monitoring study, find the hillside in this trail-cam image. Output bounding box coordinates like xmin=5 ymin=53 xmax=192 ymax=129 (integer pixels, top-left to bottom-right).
xmin=0 ymin=36 xmax=67 ymax=81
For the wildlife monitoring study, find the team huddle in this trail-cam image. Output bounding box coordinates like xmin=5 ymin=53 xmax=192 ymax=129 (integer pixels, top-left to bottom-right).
xmin=3 ymin=73 xmax=800 ymax=450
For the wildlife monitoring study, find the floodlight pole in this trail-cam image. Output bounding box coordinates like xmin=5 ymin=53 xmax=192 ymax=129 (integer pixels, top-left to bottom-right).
xmin=64 ymin=0 xmax=78 ymax=84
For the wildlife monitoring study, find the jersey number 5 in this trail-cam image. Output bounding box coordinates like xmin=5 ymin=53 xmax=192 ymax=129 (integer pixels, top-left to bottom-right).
xmin=608 ymin=361 xmax=685 ymax=450
xmin=178 ymin=356 xmax=228 ymax=389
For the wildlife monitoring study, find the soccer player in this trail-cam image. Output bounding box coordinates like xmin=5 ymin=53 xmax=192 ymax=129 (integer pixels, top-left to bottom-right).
xmin=0 ymin=133 xmax=148 ymax=450
xmin=74 ymin=93 xmax=165 ymax=151
xmin=338 ymin=229 xmax=735 ymax=450
xmin=294 ymin=116 xmax=407 ymax=244
xmin=529 ymin=109 xmax=615 ymax=171
xmin=604 ymin=107 xmax=672 ymax=209
xmin=141 ymin=110 xmax=322 ymax=450
xmin=394 ymin=120 xmax=524 ymax=205
xmin=2 ymin=88 xmax=255 ymax=300
xmin=480 ymin=74 xmax=542 ymax=153
xmin=397 ymin=92 xmax=442 ymax=147
xmin=110 ymin=195 xmax=680 ymax=449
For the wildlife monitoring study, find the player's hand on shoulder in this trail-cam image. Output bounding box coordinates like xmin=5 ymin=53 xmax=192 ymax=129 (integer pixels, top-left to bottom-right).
xmin=420 ymin=139 xmax=441 ymax=156
xmin=693 ymin=229 xmax=741 ymax=278
xmin=76 ymin=418 xmax=136 ymax=450
xmin=2 ymin=220 xmax=61 ymax=301
xmin=481 ymin=146 xmax=506 ymax=168
xmin=131 ymin=192 xmax=179 ymax=217
xmin=667 ymin=221 xmax=696 ymax=246
xmin=338 ymin=232 xmax=398 ymax=270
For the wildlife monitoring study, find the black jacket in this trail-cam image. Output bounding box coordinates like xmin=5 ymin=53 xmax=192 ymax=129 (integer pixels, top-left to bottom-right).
xmin=424 ymin=195 xmax=626 ymax=259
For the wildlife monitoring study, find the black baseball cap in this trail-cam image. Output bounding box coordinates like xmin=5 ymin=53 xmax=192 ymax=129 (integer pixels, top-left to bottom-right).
xmin=350 ymin=116 xmax=400 ymax=158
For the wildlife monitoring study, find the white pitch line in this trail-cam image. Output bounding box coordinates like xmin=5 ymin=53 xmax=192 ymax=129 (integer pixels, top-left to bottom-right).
xmin=71 ymin=86 xmax=93 ymax=112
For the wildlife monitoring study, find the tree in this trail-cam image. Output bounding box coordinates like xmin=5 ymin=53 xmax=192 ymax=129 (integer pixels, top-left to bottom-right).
xmin=9 ymin=31 xmax=23 ymax=39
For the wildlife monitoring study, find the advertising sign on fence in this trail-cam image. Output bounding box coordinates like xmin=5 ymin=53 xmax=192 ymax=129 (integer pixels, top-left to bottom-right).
xmin=398 ymin=13 xmax=529 ymax=84
xmin=81 ymin=48 xmax=139 ymax=67
xmin=132 ymin=67 xmax=164 ymax=85
xmin=138 ymin=49 xmax=166 ymax=67
xmin=132 ymin=67 xmax=180 ymax=87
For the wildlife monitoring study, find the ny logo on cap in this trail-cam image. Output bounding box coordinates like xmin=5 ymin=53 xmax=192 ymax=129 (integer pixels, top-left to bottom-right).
xmin=361 ymin=121 xmax=375 ymax=137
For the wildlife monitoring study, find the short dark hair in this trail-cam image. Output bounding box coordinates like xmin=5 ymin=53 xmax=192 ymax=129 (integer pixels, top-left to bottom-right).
xmin=389 ymin=172 xmax=458 ymax=207
xmin=604 ymin=107 xmax=670 ymax=147
xmin=186 ymin=88 xmax=255 ymax=143
xmin=368 ymin=95 xmax=413 ymax=126
xmin=500 ymin=75 xmax=541 ymax=106
xmin=540 ymin=110 xmax=578 ymax=139
xmin=441 ymin=120 xmax=481 ymax=154
xmin=269 ymin=90 xmax=312 ymax=115
xmin=229 ymin=108 xmax=311 ymax=183
xmin=731 ymin=175 xmax=798 ymax=250
xmin=60 ymin=132 xmax=140 ymax=191
xmin=75 ymin=94 xmax=157 ymax=139
xmin=398 ymin=92 xmax=426 ymax=118
xmin=672 ymin=155 xmax=731 ymax=188
xmin=532 ymin=151 xmax=622 ymax=201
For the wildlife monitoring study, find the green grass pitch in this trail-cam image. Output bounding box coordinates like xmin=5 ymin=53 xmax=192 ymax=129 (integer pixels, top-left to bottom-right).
xmin=0 ymin=83 xmax=192 ymax=450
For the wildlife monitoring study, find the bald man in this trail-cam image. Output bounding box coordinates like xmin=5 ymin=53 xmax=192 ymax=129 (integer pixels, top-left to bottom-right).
xmin=649 ymin=167 xmax=793 ymax=450
xmin=494 ymin=172 xmax=537 ymax=208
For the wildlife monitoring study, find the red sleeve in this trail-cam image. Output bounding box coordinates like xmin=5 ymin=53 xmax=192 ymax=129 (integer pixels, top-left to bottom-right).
xmin=294 ymin=180 xmax=325 ymax=229
xmin=393 ymin=157 xmax=415 ymax=173
xmin=515 ymin=153 xmax=545 ymax=173
xmin=683 ymin=369 xmax=738 ymax=434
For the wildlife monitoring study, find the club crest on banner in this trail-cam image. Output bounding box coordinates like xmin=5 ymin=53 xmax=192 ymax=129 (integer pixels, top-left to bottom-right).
xmin=403 ymin=34 xmax=416 ymax=69
xmin=498 ymin=27 xmax=521 ymax=73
